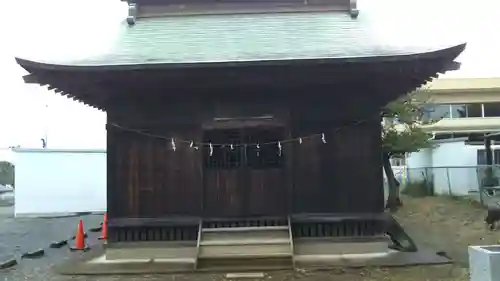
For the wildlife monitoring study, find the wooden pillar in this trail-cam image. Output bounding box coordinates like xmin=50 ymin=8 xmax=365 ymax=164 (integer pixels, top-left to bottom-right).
xmin=106 ymin=121 xmax=118 ymax=243
xmin=485 ymin=138 xmax=493 ymax=165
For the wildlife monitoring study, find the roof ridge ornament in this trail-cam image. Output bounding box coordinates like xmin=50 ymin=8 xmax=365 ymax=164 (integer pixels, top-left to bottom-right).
xmin=349 ymin=0 xmax=359 ymax=19
xmin=127 ymin=3 xmax=138 ymax=26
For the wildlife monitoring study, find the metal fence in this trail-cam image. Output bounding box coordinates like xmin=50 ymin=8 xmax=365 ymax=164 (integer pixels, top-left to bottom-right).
xmin=404 ymin=165 xmax=500 ymax=205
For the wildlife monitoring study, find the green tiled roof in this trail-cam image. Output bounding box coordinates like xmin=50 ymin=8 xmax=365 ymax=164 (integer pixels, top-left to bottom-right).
xmin=17 ymin=10 xmax=463 ymax=68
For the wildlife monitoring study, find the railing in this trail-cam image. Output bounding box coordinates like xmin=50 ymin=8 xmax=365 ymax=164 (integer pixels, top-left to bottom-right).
xmin=404 ymin=165 xmax=500 ymax=206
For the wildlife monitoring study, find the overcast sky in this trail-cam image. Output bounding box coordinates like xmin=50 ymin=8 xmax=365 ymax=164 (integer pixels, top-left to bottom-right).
xmin=1 ymin=0 xmax=499 ymax=154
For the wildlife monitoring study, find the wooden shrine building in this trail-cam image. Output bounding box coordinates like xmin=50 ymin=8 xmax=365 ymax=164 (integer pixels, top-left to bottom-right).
xmin=16 ymin=0 xmax=465 ymax=272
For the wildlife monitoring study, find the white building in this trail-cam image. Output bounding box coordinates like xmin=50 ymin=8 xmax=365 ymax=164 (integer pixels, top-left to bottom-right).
xmin=406 ymin=139 xmax=498 ymax=195
xmin=12 ymin=148 xmax=106 ymax=217
xmin=406 ymin=77 xmax=500 ymax=195
xmin=421 ymin=77 xmax=500 ymax=139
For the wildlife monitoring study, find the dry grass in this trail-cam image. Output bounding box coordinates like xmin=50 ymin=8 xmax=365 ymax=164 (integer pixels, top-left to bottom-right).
xmin=265 ymin=195 xmax=493 ymax=281
xmin=395 ymin=195 xmax=499 ymax=265
xmin=269 ymin=266 xmax=469 ymax=281
xmin=267 ymin=195 xmax=496 ymax=281
xmin=69 ymin=265 xmax=468 ymax=281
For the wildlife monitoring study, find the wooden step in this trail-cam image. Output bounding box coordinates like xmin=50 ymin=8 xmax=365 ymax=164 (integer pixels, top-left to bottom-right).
xmin=200 ymin=238 xmax=291 ymax=246
xmin=202 ymin=227 xmax=290 ymax=242
xmin=202 ymin=226 xmax=289 ymax=233
xmin=198 ymin=225 xmax=293 ymax=259
xmin=202 ymin=217 xmax=288 ymax=229
xmin=199 ymin=243 xmax=292 ymax=259
xmin=195 ymin=221 xmax=294 ymax=271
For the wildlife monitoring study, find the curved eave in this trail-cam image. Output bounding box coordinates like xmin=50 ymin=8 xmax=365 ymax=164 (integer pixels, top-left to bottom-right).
xmin=15 ymin=43 xmax=466 ymax=72
xmin=15 ymin=43 xmax=466 ymax=111
xmin=54 ymin=88 xmax=105 ymax=111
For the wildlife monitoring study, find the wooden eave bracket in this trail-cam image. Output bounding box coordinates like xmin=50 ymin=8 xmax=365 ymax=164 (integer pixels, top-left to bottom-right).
xmin=349 ymin=0 xmax=359 ymax=18
xmin=127 ymin=3 xmax=138 ymax=26
xmin=447 ymin=61 xmax=461 ymax=71
xmin=23 ymin=74 xmax=40 ymax=84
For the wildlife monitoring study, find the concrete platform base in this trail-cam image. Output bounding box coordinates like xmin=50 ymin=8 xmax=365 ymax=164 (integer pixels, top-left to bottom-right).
xmin=106 ymin=241 xmax=197 ymax=260
xmin=293 ymin=237 xmax=390 ymax=256
xmin=55 ymin=247 xmax=197 ymax=275
xmin=294 ymin=248 xmax=450 ymax=269
xmin=54 ymin=240 xmax=452 ymax=275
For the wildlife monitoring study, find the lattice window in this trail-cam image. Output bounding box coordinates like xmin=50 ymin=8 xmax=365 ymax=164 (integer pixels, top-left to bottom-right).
xmin=203 ymin=127 xmax=285 ymax=170
xmin=245 ymin=127 xmax=285 ymax=169
xmin=203 ymin=129 xmax=243 ymax=169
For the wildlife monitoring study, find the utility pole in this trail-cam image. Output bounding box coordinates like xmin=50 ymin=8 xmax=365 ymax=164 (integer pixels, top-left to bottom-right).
xmin=42 ymin=102 xmax=49 ymax=148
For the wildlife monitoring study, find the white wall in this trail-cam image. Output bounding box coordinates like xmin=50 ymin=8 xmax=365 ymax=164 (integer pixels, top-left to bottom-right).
xmin=406 ymin=139 xmax=499 ymax=195
xmin=406 ymin=147 xmax=434 ymax=187
xmin=13 ymin=148 xmax=106 ymax=217
xmin=432 ymin=140 xmax=479 ymax=195
xmin=406 ymin=148 xmax=432 ymax=168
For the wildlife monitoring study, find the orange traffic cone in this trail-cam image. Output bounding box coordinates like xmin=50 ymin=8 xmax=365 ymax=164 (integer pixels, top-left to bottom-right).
xmin=70 ymin=220 xmax=89 ymax=251
xmin=98 ymin=213 xmax=108 ymax=241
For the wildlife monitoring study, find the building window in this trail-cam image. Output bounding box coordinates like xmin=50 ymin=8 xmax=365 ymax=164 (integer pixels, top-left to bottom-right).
xmin=478 ymin=149 xmax=487 ymax=165
xmin=434 ymin=133 xmax=473 ymax=140
xmin=477 ymin=149 xmax=500 ymax=165
xmin=421 ymin=103 xmax=486 ymax=119
xmin=466 ymin=103 xmax=483 ymax=117
xmin=450 ymin=104 xmax=467 ymax=118
xmin=466 ymin=133 xmax=487 ymax=145
xmin=390 ymin=156 xmax=406 ymax=166
xmin=421 ymin=104 xmax=451 ymax=122
xmin=453 ymin=133 xmax=470 ymax=138
xmin=421 ymin=103 xmax=500 ymax=119
xmin=437 ymin=133 xmax=486 ymax=141
xmin=434 ymin=133 xmax=453 ymax=140
xmin=483 ymin=102 xmax=500 ymax=117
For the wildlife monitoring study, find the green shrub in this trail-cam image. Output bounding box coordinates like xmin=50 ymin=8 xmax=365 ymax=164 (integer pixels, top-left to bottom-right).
xmin=0 ymin=161 xmax=14 ymax=187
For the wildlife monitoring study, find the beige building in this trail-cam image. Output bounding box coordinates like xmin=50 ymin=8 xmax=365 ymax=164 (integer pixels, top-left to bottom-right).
xmin=390 ymin=78 xmax=500 ymax=167
xmin=419 ymin=77 xmax=500 ymax=137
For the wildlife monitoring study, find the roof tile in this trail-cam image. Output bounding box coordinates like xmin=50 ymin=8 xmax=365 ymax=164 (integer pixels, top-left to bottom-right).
xmin=16 ymin=10 xmax=464 ymax=67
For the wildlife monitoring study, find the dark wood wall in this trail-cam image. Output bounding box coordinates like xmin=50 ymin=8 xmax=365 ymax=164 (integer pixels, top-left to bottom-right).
xmin=106 ymin=93 xmax=384 ymax=220
xmin=107 ymin=124 xmax=203 ymax=218
xmin=290 ymin=119 xmax=383 ymax=213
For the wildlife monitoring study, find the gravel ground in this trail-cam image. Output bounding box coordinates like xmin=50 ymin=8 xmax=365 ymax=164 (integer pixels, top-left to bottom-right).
xmin=1 ymin=195 xmax=496 ymax=280
xmin=0 ymin=202 xmax=103 ymax=281
xmin=32 ymin=266 xmax=469 ymax=281
xmin=395 ymin=195 xmax=500 ymax=266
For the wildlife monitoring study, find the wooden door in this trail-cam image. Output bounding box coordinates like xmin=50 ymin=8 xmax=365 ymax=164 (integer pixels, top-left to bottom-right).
xmin=202 ymin=126 xmax=288 ymax=218
xmin=202 ymin=129 xmax=246 ymax=217
xmin=244 ymin=127 xmax=288 ymax=217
